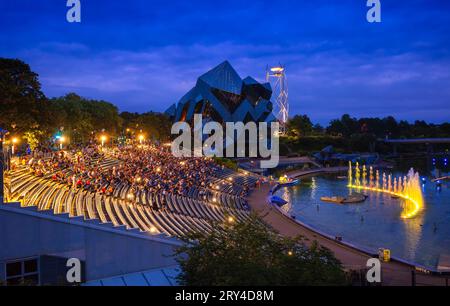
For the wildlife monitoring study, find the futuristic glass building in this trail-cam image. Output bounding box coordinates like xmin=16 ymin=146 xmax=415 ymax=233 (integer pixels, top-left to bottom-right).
xmin=166 ymin=61 xmax=277 ymax=125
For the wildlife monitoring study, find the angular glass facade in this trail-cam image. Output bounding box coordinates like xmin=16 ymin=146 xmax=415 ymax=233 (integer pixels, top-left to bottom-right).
xmin=166 ymin=61 xmax=276 ymax=125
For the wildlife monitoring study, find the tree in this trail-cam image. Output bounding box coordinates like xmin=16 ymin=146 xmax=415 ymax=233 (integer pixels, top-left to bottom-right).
xmin=0 ymin=58 xmax=53 ymax=138
xmin=174 ymin=215 xmax=348 ymax=286
xmin=287 ymin=115 xmax=314 ymax=137
xmin=50 ymin=93 xmax=122 ymax=143
xmin=120 ymin=111 xmax=172 ymax=141
xmin=313 ymin=123 xmax=324 ymax=134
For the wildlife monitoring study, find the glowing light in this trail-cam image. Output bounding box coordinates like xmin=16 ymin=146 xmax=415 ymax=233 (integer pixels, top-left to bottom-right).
xmin=138 ymin=134 xmax=145 ymax=144
xmin=347 ymin=162 xmax=424 ymax=219
xmin=100 ymin=135 xmax=107 ymax=146
xmin=11 ymin=137 xmax=19 ymax=154
xmin=227 ymin=216 xmax=235 ymax=223
xmin=288 ymin=251 xmax=293 ymax=256
xmin=271 ymin=67 xmax=284 ymax=73
xmin=279 ymin=175 xmax=289 ymax=184
xmin=59 ymin=136 xmax=66 ymax=150
xmin=150 ymin=227 xmax=157 ymax=233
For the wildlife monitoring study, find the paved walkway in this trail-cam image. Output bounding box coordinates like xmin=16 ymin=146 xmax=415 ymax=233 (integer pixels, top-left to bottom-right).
xmin=248 ymin=169 xmax=449 ymax=286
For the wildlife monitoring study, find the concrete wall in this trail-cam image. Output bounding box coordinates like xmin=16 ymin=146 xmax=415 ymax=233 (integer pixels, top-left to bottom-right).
xmin=0 ymin=203 xmax=182 ymax=281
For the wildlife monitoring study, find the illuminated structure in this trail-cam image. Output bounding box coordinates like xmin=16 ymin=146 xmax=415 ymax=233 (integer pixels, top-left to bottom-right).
xmin=347 ymin=162 xmax=424 ymax=219
xmin=266 ymin=65 xmax=289 ymax=134
xmin=166 ymin=61 xmax=276 ymax=125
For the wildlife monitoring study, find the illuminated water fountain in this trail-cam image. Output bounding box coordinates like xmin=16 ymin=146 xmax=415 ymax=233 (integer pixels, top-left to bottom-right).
xmin=348 ymin=162 xmax=424 ymax=219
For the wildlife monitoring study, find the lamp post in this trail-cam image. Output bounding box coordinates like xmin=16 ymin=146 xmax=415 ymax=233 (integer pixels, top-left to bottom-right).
xmin=0 ymin=128 xmax=9 ymax=204
xmin=138 ymin=134 xmax=144 ymax=145
xmin=11 ymin=137 xmax=18 ymax=155
xmin=59 ymin=136 xmax=66 ymax=150
xmin=101 ymin=135 xmax=107 ymax=147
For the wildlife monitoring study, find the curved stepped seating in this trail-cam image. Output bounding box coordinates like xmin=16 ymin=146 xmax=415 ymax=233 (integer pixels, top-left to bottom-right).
xmin=6 ymin=157 xmax=254 ymax=239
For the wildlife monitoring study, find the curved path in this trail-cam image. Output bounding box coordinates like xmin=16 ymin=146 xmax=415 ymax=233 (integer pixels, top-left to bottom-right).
xmin=248 ymin=169 xmax=449 ymax=286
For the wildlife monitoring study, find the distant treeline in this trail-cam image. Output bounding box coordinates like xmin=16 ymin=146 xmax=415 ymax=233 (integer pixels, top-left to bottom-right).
xmin=287 ymin=114 xmax=450 ymax=139
xmin=1 ymin=58 xmax=448 ymax=153
xmin=284 ymin=114 xmax=450 ymax=154
xmin=0 ymin=58 xmax=171 ymax=149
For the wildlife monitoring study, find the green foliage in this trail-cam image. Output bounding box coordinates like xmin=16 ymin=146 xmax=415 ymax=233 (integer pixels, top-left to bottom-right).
xmin=0 ymin=58 xmax=53 ymax=134
xmin=0 ymin=57 xmax=172 ymax=148
xmin=325 ymin=114 xmax=450 ymax=139
xmin=175 ymin=215 xmax=349 ymax=286
xmin=281 ymin=135 xmax=349 ymax=154
xmin=120 ymin=111 xmax=172 ymax=141
xmin=287 ymin=114 xmax=314 ymax=137
xmin=23 ymin=130 xmax=45 ymax=150
xmin=213 ymin=157 xmax=239 ymax=171
xmin=50 ymin=93 xmax=122 ymax=143
xmin=284 ymin=113 xmax=450 ymax=154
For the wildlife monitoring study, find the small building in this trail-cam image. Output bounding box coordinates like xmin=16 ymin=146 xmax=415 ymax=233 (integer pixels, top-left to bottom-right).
xmin=0 ymin=203 xmax=181 ymax=286
xmin=313 ymin=146 xmax=379 ymax=167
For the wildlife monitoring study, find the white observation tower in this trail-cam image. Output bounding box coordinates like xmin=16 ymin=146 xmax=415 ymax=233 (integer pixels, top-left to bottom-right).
xmin=266 ymin=65 xmax=289 ymax=134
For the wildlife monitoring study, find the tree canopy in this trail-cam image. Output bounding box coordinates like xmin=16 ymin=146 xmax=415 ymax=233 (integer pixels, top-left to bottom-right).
xmin=0 ymin=58 xmax=52 ymax=134
xmin=120 ymin=111 xmax=172 ymax=141
xmin=0 ymin=57 xmax=172 ymax=149
xmin=175 ymin=215 xmax=348 ymax=286
xmin=50 ymin=93 xmax=123 ymax=143
xmin=287 ymin=114 xmax=314 ymax=137
xmin=282 ymin=113 xmax=450 ymax=154
xmin=2 ymin=57 xmax=447 ymax=153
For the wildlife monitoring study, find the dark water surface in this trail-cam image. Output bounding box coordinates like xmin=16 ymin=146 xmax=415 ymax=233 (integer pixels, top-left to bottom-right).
xmin=278 ymin=173 xmax=450 ymax=269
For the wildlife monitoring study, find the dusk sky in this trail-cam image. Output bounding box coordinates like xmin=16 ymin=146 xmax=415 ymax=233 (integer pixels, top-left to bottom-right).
xmin=1 ymin=0 xmax=449 ymax=125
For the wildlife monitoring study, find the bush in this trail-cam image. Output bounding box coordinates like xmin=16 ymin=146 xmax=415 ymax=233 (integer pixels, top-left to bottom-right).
xmin=174 ymin=215 xmax=349 ymax=286
xmin=213 ymin=157 xmax=239 ymax=171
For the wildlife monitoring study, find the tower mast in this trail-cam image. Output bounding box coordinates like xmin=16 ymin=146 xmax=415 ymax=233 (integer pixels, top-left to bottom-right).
xmin=266 ymin=65 xmax=289 ymax=134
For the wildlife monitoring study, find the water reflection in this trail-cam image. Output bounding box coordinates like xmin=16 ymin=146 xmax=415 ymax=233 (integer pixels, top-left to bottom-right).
xmin=311 ymin=177 xmax=317 ymax=199
xmin=279 ymin=174 xmax=450 ymax=269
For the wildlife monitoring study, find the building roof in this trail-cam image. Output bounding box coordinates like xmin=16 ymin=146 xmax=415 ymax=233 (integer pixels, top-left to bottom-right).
xmin=167 ymin=61 xmax=276 ymax=124
xmin=83 ymin=265 xmax=180 ymax=286
xmin=198 ymin=61 xmax=243 ymax=95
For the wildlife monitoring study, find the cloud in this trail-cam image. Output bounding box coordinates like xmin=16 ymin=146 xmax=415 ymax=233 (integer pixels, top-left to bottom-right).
xmin=2 ymin=1 xmax=450 ymax=124
xmin=7 ymin=40 xmax=449 ymax=125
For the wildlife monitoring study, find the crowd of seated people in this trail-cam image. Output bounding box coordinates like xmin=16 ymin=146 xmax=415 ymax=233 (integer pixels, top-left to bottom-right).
xmin=22 ymin=144 xmax=252 ymax=204
xmin=26 ymin=145 xmax=107 ymax=192
xmin=107 ymin=145 xmax=251 ymax=197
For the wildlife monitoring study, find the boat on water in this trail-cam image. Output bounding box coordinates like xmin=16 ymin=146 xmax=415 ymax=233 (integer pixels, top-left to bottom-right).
xmin=321 ymin=193 xmax=367 ymax=204
xmin=321 ymin=196 xmax=345 ymax=204
xmin=343 ymin=193 xmax=367 ymax=203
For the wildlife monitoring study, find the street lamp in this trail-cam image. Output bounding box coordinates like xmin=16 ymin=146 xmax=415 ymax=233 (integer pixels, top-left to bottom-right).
xmin=138 ymin=134 xmax=145 ymax=145
xmin=11 ymin=137 xmax=18 ymax=155
xmin=0 ymin=129 xmax=9 ymax=204
xmin=101 ymin=135 xmax=107 ymax=147
xmin=59 ymin=136 xmax=66 ymax=150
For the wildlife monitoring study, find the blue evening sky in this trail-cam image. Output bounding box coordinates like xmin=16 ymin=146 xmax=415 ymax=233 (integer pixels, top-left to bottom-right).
xmin=1 ymin=0 xmax=449 ymax=124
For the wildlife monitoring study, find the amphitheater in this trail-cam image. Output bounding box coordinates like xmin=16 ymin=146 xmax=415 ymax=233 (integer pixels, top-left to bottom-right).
xmin=6 ymin=151 xmax=257 ymax=238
